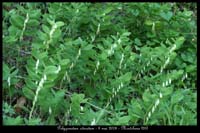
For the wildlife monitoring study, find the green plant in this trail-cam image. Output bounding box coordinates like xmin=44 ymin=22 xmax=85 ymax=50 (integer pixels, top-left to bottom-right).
xmin=3 ymin=2 xmax=197 ymax=125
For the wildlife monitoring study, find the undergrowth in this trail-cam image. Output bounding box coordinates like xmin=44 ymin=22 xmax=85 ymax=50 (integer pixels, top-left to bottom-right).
xmin=2 ymin=2 xmax=197 ymax=125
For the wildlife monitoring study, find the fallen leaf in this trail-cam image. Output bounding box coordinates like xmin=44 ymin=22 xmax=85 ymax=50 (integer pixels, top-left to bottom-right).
xmin=15 ymin=97 xmax=26 ymax=113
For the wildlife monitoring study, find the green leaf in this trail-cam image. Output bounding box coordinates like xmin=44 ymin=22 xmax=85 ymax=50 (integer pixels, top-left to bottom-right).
xmin=47 ymin=116 xmax=56 ymax=125
xmin=83 ymin=44 xmax=93 ymax=50
xmin=27 ymin=118 xmax=41 ymax=125
xmin=3 ymin=63 xmax=10 ymax=80
xmin=25 ymin=78 xmax=37 ymax=90
xmin=131 ymin=9 xmax=139 ymax=16
xmin=44 ymin=66 xmax=58 ymax=75
xmin=171 ymin=91 xmax=184 ymax=104
xmin=186 ymin=65 xmax=196 ymax=73
xmin=118 ymin=72 xmax=132 ymax=83
xmin=42 ymin=24 xmax=50 ymax=33
xmin=10 ymin=69 xmax=18 ymax=77
xmin=37 ymin=87 xmax=54 ymax=113
xmin=71 ymin=93 xmax=87 ymax=116
xmin=29 ymin=10 xmax=41 ymax=19
xmin=134 ymin=38 xmax=142 ymax=46
xmin=104 ymin=7 xmax=113 ymax=14
xmin=22 ymin=87 xmax=35 ymax=100
xmin=43 ymin=80 xmax=55 ymax=89
xmin=4 ymin=116 xmax=24 ymax=125
xmin=71 ymin=93 xmax=87 ymax=104
xmin=28 ymin=19 xmax=39 ymax=26
xmin=56 ymin=21 xmax=65 ymax=27
xmin=184 ymin=11 xmax=193 ymax=17
xmin=175 ymin=37 xmax=185 ymax=49
xmin=26 ymin=66 xmax=40 ymax=80
xmin=51 ymin=90 xmax=66 ymax=114
xmin=128 ymin=100 xmax=143 ymax=119
xmin=3 ymin=102 xmax=15 ymax=115
xmin=37 ymin=30 xmax=48 ymax=41
xmin=32 ymin=42 xmax=43 ymax=49
xmin=142 ymin=90 xmax=152 ymax=102
xmin=160 ymin=11 xmax=173 ymax=21
xmin=52 ymin=29 xmax=61 ymax=39
xmin=4 ymin=35 xmax=18 ymax=43
xmin=8 ymin=25 xmax=20 ymax=36
xmin=145 ymin=20 xmax=153 ymax=26
xmin=10 ymin=15 xmax=24 ymax=28
xmin=117 ymin=116 xmax=131 ymax=125
xmin=129 ymin=53 xmax=136 ymax=61
xmin=171 ymin=70 xmax=184 ymax=80
xmin=32 ymin=50 xmax=48 ymax=60
xmin=100 ymin=52 xmax=108 ymax=60
xmin=160 ymin=87 xmax=173 ymax=96
xmin=122 ymin=32 xmax=131 ymax=37
xmin=60 ymin=59 xmax=70 ymax=66
xmin=47 ymin=18 xmax=55 ymax=25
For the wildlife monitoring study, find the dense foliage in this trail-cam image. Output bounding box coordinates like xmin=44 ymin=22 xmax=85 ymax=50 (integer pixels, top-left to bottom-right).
xmin=3 ymin=2 xmax=197 ymax=125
